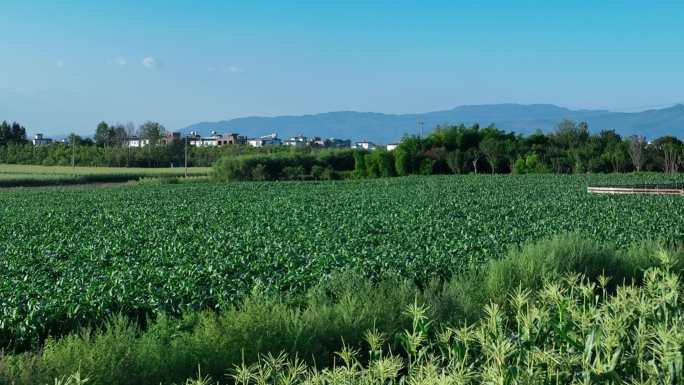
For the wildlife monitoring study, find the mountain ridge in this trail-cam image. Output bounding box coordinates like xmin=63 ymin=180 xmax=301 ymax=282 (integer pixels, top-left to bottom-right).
xmin=181 ymin=103 xmax=684 ymax=144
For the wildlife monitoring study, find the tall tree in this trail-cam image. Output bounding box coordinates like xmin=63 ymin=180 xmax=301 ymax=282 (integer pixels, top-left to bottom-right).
xmin=111 ymin=124 xmax=128 ymax=146
xmin=551 ymin=120 xmax=589 ymax=149
xmin=479 ymin=137 xmax=505 ymax=174
xmin=139 ymin=121 xmax=166 ymax=146
xmin=94 ymin=121 xmax=112 ymax=146
xmin=466 ymin=148 xmax=481 ymax=174
xmin=627 ymin=135 xmax=647 ymax=172
xmin=654 ymin=136 xmax=683 ymax=173
xmin=446 ymin=149 xmax=464 ymax=174
xmin=0 ymin=121 xmax=27 ymax=145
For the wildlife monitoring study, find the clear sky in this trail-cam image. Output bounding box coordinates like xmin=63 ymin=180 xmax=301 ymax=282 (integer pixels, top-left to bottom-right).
xmin=1 ymin=0 xmax=683 ymax=136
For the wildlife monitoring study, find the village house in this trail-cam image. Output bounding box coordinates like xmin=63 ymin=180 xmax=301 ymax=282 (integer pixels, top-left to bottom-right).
xmin=284 ymin=134 xmax=308 ymax=148
xmin=216 ymin=133 xmax=246 ymax=146
xmin=124 ymin=136 xmax=150 ymax=148
xmin=353 ymin=140 xmax=376 ymax=150
xmin=159 ymin=132 xmax=181 ymax=145
xmin=31 ymin=133 xmax=53 ymax=145
xmin=247 ymin=133 xmax=282 ymax=147
xmin=189 ymin=133 xmax=221 ymax=147
xmin=327 ymin=138 xmax=351 ymax=148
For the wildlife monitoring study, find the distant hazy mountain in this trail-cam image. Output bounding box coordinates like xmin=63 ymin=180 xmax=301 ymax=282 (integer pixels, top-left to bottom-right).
xmin=181 ymin=103 xmax=684 ymax=144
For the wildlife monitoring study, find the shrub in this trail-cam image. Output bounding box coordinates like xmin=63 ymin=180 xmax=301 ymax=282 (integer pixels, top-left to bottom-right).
xmin=250 ymin=164 xmax=268 ymax=181
xmin=483 ymin=234 xmax=681 ymax=303
xmin=311 ymin=165 xmax=325 ymax=179
xmin=214 ymin=150 xmax=356 ymax=182
xmin=352 ymin=150 xmax=367 ymax=178
xmin=513 ymin=153 xmax=551 ymax=174
xmin=281 ymin=165 xmax=305 ymax=180
xmin=418 ymin=158 xmax=434 ymax=175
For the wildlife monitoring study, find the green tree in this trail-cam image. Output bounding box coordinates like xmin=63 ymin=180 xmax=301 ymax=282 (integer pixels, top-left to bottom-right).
xmin=627 ymin=135 xmax=647 ymax=172
xmin=653 ymin=136 xmax=683 ymax=173
xmin=352 ymin=150 xmax=367 ymax=177
xmin=139 ymin=121 xmax=166 ymax=146
xmin=394 ymin=136 xmax=420 ymax=176
xmin=446 ymin=149 xmax=464 ymax=174
xmin=479 ymin=137 xmax=505 ymax=174
xmin=94 ymin=121 xmax=113 ymax=146
xmin=0 ymin=121 xmax=27 ymax=145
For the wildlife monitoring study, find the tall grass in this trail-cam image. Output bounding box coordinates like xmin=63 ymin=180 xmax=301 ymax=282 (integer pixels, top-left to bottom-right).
xmin=0 ymin=235 xmax=681 ymax=385
xmin=219 ymin=265 xmax=684 ymax=385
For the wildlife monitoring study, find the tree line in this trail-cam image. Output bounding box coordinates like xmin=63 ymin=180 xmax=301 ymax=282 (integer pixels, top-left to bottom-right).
xmin=0 ymin=121 xmax=28 ymax=146
xmin=385 ymin=120 xmax=683 ymax=176
xmin=0 ymin=120 xmax=241 ymax=167
xmin=1 ymin=119 xmax=683 ymax=175
xmin=213 ymin=120 xmax=684 ymax=181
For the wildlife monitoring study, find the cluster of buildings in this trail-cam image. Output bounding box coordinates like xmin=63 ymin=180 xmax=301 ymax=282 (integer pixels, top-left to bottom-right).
xmin=181 ymin=132 xmax=356 ymax=149
xmin=146 ymin=131 xmax=396 ymax=151
xmin=30 ymin=132 xmax=399 ymax=151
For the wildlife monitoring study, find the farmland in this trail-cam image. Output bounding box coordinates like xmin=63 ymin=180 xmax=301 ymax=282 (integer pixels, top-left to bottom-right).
xmin=1 ymin=173 xmax=683 ymax=351
xmin=0 ymin=164 xmax=211 ymax=187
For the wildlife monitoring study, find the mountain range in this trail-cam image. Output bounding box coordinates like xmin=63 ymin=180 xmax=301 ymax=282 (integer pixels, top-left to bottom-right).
xmin=181 ymin=103 xmax=684 ymax=144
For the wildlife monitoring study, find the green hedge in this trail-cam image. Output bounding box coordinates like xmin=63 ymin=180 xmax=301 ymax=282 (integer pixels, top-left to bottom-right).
xmin=213 ymin=149 xmax=355 ymax=181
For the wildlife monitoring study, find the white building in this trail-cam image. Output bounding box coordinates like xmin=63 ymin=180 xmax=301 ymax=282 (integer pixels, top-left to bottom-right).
xmin=386 ymin=143 xmax=399 ymax=151
xmin=248 ymin=133 xmax=282 ymax=147
xmin=353 ymin=141 xmax=376 ymax=150
xmin=32 ymin=134 xmax=53 ymax=145
xmin=190 ymin=136 xmax=218 ymax=147
xmin=283 ymin=134 xmax=308 ymax=148
xmin=125 ymin=136 xmax=151 ymax=148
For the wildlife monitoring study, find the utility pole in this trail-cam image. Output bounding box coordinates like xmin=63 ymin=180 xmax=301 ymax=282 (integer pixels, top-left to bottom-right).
xmin=127 ymin=134 xmax=130 ymax=168
xmin=71 ymin=135 xmax=75 ymax=168
xmin=184 ymin=134 xmax=188 ymax=177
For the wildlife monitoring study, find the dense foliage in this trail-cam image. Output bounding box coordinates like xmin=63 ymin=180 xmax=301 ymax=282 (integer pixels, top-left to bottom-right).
xmin=0 ymin=121 xmax=28 ymax=146
xmin=385 ymin=121 xmax=684 ymax=176
xmin=0 ymin=141 xmax=304 ymax=168
xmin=1 ymin=174 xmax=684 ymax=351
xmin=3 ymin=119 xmax=684 ymax=175
xmin=213 ymin=149 xmax=354 ymax=181
xmin=212 ymin=120 xmax=684 ymax=181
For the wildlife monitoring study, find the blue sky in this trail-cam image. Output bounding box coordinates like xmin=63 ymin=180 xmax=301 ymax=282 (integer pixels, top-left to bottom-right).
xmin=1 ymin=0 xmax=683 ymax=136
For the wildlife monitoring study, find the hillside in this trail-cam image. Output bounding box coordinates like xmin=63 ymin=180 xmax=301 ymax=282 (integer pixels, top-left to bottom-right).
xmin=181 ymin=103 xmax=684 ymax=144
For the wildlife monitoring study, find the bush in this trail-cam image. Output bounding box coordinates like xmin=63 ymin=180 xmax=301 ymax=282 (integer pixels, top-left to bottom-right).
xmin=214 ymin=150 xmax=356 ymax=182
xmin=352 ymin=150 xmax=367 ymax=178
xmin=418 ymin=158 xmax=434 ymax=175
xmin=483 ymin=234 xmax=680 ymax=303
xmin=311 ymin=165 xmax=325 ymax=179
xmin=282 ymin=165 xmax=305 ymax=180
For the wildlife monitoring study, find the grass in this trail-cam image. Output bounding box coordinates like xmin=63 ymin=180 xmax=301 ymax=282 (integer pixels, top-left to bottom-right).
xmin=0 ymin=164 xmax=211 ymax=187
xmin=0 ymin=236 xmax=682 ymax=385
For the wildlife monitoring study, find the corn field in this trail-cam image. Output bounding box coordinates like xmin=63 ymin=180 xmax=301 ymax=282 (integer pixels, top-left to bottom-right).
xmin=179 ymin=263 xmax=683 ymax=384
